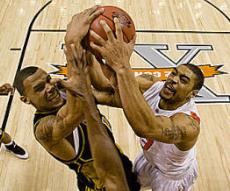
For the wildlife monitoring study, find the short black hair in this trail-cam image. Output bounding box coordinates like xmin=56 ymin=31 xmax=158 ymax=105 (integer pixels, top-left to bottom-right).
xmin=14 ymin=66 xmax=38 ymax=95
xmin=182 ymin=63 xmax=204 ymax=90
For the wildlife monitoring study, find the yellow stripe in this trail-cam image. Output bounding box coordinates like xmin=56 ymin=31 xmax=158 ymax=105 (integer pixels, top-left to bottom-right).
xmin=115 ymin=143 xmax=124 ymax=154
xmin=0 ymin=130 xmax=4 ymax=142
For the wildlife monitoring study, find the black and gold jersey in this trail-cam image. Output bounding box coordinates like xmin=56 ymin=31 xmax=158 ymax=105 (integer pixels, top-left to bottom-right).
xmin=33 ymin=109 xmax=140 ymax=191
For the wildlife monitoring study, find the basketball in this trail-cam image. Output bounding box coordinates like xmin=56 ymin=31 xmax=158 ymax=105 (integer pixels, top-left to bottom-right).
xmin=86 ymin=6 xmax=136 ymax=59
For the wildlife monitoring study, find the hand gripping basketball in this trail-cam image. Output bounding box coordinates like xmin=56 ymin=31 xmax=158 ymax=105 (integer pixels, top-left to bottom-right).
xmin=86 ymin=6 xmax=136 ymax=60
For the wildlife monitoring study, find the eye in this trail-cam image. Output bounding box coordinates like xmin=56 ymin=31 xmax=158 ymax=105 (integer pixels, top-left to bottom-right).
xmin=171 ymin=71 xmax=177 ymax=76
xmin=180 ymin=77 xmax=188 ymax=84
xmin=47 ymin=75 xmax=51 ymax=83
xmin=34 ymin=83 xmax=45 ymax=92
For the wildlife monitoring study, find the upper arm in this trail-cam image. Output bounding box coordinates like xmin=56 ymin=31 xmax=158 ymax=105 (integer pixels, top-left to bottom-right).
xmin=143 ymin=113 xmax=200 ymax=144
xmin=35 ymin=105 xmax=83 ymax=144
xmin=94 ymin=73 xmax=159 ymax=107
xmin=34 ymin=115 xmax=59 ymax=147
xmin=35 ymin=115 xmax=77 ymax=159
xmin=136 ymin=74 xmax=159 ymax=93
xmin=93 ymin=89 xmax=122 ymax=108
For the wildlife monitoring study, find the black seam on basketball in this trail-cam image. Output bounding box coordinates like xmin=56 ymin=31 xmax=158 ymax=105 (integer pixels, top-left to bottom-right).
xmin=101 ymin=14 xmax=117 ymax=37
xmin=101 ymin=14 xmax=115 ymax=23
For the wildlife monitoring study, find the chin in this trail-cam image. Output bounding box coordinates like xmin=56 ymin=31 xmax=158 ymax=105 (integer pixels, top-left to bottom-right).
xmin=160 ymin=91 xmax=172 ymax=101
xmin=53 ymin=98 xmax=64 ymax=108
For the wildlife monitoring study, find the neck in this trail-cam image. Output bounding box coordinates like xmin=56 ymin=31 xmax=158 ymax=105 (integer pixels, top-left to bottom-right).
xmin=159 ymin=98 xmax=189 ymax=110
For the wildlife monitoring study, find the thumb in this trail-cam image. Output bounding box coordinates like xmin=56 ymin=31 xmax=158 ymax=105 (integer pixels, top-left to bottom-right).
xmin=129 ymin=34 xmax=136 ymax=48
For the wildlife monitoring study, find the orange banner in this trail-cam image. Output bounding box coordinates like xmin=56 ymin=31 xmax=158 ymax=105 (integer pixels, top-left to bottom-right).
xmin=50 ymin=64 xmax=225 ymax=80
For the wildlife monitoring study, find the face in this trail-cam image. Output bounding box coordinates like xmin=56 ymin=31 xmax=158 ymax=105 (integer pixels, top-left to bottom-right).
xmin=22 ymin=69 xmax=65 ymax=111
xmin=160 ymin=65 xmax=197 ymax=103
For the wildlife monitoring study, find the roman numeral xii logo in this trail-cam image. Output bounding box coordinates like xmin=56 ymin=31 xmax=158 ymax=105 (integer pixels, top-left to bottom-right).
xmin=51 ymin=44 xmax=230 ymax=104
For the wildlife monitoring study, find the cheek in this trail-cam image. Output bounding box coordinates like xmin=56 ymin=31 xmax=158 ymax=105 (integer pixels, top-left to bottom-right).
xmin=177 ymin=85 xmax=191 ymax=97
xmin=32 ymin=92 xmax=46 ymax=103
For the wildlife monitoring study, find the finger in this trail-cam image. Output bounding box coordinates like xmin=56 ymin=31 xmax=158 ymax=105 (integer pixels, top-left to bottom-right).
xmin=70 ymin=44 xmax=80 ymax=69
xmin=90 ymin=30 xmax=105 ymax=45
xmin=64 ymin=45 xmax=74 ymax=63
xmin=90 ymin=41 xmax=104 ymax=55
xmin=64 ymin=45 xmax=76 ymax=76
xmin=128 ymin=34 xmax=136 ymax=50
xmin=50 ymin=78 xmax=61 ymax=85
xmin=86 ymin=5 xmax=99 ymax=15
xmin=60 ymin=79 xmax=84 ymax=97
xmin=82 ymin=50 xmax=88 ymax=71
xmin=129 ymin=34 xmax=136 ymax=46
xmin=10 ymin=88 xmax=14 ymax=95
xmin=114 ymin=17 xmax=123 ymax=41
xmin=86 ymin=51 xmax=93 ymax=66
xmin=100 ymin=20 xmax=115 ymax=41
xmin=56 ymin=79 xmax=72 ymax=91
xmin=88 ymin=8 xmax=104 ymax=23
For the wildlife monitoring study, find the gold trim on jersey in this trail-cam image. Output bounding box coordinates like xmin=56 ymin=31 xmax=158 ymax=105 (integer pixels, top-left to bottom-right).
xmin=0 ymin=129 xmax=4 ymax=142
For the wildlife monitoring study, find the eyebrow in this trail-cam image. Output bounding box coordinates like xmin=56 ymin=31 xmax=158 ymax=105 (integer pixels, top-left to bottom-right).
xmin=32 ymin=75 xmax=48 ymax=90
xmin=180 ymin=74 xmax=190 ymax=81
xmin=173 ymin=68 xmax=190 ymax=81
xmin=33 ymin=82 xmax=45 ymax=91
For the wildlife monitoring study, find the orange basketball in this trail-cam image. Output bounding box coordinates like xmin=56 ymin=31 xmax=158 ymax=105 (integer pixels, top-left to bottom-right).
xmin=86 ymin=6 xmax=136 ymax=60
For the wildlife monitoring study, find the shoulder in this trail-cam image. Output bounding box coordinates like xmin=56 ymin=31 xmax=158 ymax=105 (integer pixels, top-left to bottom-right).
xmin=136 ymin=74 xmax=160 ymax=93
xmin=171 ymin=113 xmax=200 ymax=141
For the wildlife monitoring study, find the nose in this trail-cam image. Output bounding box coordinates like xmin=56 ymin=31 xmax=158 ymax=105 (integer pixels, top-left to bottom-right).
xmin=46 ymin=83 xmax=55 ymax=93
xmin=171 ymin=75 xmax=179 ymax=84
xmin=168 ymin=73 xmax=179 ymax=84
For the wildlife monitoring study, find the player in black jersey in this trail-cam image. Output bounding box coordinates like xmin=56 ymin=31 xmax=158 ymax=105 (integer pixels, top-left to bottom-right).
xmin=14 ymin=6 xmax=140 ymax=191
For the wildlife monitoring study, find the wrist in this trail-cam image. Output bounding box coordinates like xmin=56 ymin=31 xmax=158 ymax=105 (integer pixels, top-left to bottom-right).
xmin=64 ymin=38 xmax=81 ymax=46
xmin=116 ymin=66 xmax=132 ymax=75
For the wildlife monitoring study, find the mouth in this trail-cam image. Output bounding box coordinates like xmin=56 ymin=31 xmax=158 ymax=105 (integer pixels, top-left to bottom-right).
xmin=47 ymin=90 xmax=60 ymax=102
xmin=163 ymin=82 xmax=176 ymax=94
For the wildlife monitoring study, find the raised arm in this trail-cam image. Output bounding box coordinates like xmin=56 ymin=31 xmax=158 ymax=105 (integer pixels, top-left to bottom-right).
xmin=35 ymin=6 xmax=105 ymax=157
xmin=70 ymin=42 xmax=130 ymax=190
xmin=90 ymin=18 xmax=200 ymax=147
xmin=87 ymin=54 xmax=115 ymax=92
xmin=93 ymin=73 xmax=159 ymax=108
xmin=34 ymin=45 xmax=86 ymax=159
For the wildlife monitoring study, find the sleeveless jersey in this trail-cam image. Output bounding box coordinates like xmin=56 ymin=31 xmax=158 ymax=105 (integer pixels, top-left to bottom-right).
xmin=140 ymin=81 xmax=200 ymax=179
xmin=33 ymin=107 xmax=140 ymax=190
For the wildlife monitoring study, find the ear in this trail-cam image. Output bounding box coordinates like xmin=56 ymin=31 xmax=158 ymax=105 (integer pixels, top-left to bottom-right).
xmin=20 ymin=96 xmax=31 ymax=104
xmin=190 ymin=90 xmax=199 ymax=99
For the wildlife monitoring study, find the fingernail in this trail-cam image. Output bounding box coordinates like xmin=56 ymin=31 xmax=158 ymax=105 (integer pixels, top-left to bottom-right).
xmin=99 ymin=20 xmax=105 ymax=25
xmin=99 ymin=8 xmax=104 ymax=12
xmin=90 ymin=30 xmax=95 ymax=36
xmin=114 ymin=17 xmax=118 ymax=22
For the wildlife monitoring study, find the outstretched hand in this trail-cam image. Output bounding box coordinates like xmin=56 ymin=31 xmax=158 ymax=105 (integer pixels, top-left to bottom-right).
xmin=0 ymin=83 xmax=14 ymax=95
xmin=62 ymin=44 xmax=91 ymax=98
xmin=90 ymin=17 xmax=136 ymax=72
xmin=65 ymin=5 xmax=104 ymax=45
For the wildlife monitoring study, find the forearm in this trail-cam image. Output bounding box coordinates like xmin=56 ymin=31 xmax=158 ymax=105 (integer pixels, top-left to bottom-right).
xmin=53 ymin=92 xmax=84 ymax=140
xmin=89 ymin=60 xmax=114 ymax=92
xmin=116 ymin=68 xmax=162 ymax=137
xmin=93 ymin=89 xmax=122 ymax=108
xmin=84 ymin=91 xmax=129 ymax=190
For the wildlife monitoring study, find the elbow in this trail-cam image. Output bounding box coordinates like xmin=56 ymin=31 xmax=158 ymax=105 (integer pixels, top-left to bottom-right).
xmin=131 ymin=124 xmax=150 ymax=138
xmin=133 ymin=128 xmax=145 ymax=137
